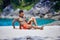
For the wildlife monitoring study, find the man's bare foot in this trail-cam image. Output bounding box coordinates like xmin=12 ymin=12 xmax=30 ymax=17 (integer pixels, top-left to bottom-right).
xmin=40 ymin=26 xmax=44 ymax=30
xmin=13 ymin=27 xmax=15 ymax=29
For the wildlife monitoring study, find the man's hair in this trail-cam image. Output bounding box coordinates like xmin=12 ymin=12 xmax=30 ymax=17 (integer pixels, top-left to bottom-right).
xmin=19 ymin=10 xmax=23 ymax=14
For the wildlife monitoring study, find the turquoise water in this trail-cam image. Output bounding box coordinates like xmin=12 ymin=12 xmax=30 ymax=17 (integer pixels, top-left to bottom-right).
xmin=0 ymin=18 xmax=55 ymax=26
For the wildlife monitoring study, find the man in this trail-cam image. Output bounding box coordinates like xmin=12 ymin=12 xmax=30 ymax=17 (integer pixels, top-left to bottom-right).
xmin=12 ymin=10 xmax=43 ymax=30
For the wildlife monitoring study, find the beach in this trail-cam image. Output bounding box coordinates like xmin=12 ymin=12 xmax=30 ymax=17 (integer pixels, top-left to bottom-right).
xmin=0 ymin=0 xmax=60 ymax=40
xmin=0 ymin=26 xmax=60 ymax=40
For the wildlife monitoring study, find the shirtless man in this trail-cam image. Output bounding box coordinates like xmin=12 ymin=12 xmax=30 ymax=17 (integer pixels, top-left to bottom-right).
xmin=12 ymin=10 xmax=43 ymax=30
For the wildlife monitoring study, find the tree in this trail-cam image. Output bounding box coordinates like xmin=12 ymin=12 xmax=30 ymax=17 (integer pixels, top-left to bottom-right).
xmin=49 ymin=0 xmax=60 ymax=11
xmin=0 ymin=0 xmax=3 ymax=12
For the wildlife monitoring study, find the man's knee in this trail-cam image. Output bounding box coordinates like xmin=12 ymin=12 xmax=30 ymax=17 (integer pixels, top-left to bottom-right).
xmin=31 ymin=17 xmax=35 ymax=20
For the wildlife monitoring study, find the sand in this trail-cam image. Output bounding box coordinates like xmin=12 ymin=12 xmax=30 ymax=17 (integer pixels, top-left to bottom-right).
xmin=0 ymin=26 xmax=60 ymax=40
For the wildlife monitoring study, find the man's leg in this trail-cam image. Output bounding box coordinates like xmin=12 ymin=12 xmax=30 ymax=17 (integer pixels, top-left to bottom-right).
xmin=28 ymin=17 xmax=44 ymax=30
xmin=32 ymin=26 xmax=44 ymax=30
xmin=26 ymin=25 xmax=43 ymax=30
xmin=28 ymin=17 xmax=37 ymax=26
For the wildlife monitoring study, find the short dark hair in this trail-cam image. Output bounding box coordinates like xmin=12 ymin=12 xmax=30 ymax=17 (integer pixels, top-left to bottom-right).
xmin=19 ymin=10 xmax=23 ymax=14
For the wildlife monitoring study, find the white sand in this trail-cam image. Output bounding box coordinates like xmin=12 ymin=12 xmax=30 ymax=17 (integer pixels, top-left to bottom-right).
xmin=0 ymin=26 xmax=60 ymax=40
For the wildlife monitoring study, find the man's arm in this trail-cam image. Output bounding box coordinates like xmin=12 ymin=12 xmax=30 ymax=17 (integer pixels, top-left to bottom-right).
xmin=12 ymin=18 xmax=18 ymax=29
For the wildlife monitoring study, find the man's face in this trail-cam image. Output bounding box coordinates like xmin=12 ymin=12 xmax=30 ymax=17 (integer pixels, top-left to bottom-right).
xmin=19 ymin=12 xmax=24 ymax=17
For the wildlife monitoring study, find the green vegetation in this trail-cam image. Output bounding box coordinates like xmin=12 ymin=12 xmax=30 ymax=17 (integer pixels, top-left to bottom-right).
xmin=0 ymin=0 xmax=3 ymax=12
xmin=11 ymin=0 xmax=39 ymax=10
xmin=17 ymin=3 xmax=34 ymax=10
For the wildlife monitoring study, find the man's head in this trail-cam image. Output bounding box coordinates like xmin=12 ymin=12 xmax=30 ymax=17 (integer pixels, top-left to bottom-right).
xmin=19 ymin=10 xmax=24 ymax=17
